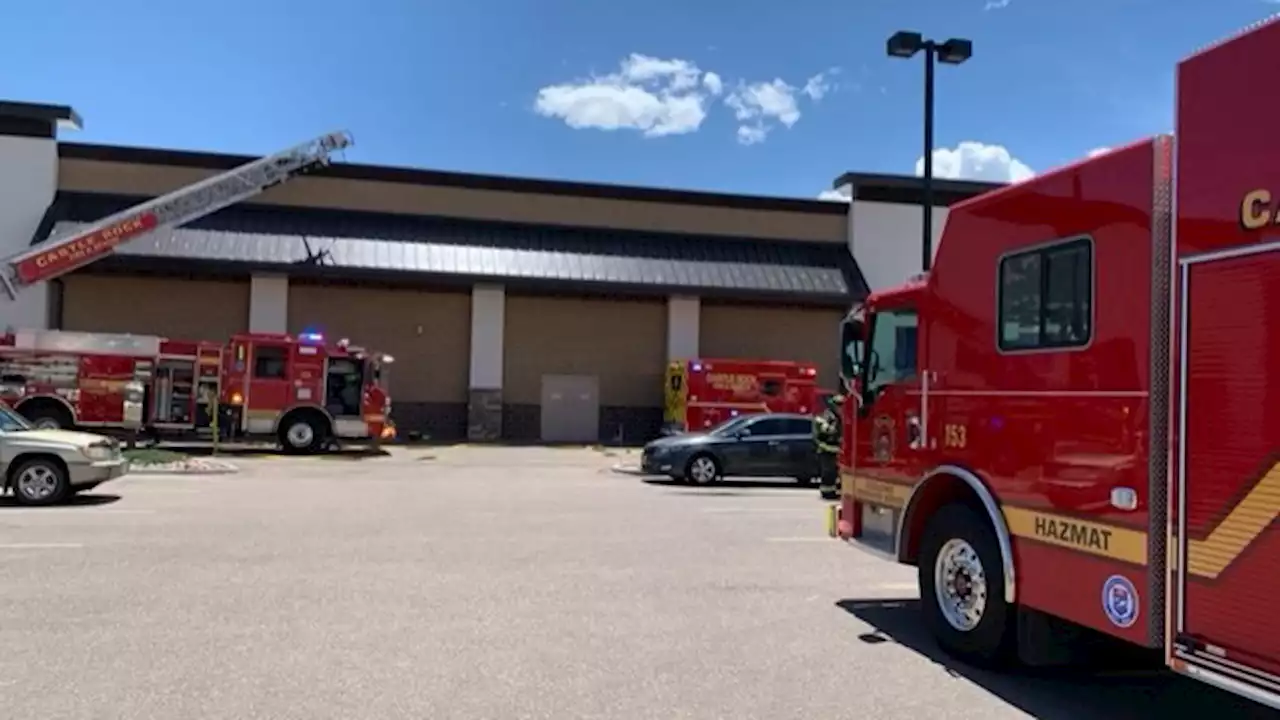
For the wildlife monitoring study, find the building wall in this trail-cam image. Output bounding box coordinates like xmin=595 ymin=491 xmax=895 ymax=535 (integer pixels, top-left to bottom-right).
xmin=56 ymin=157 xmax=847 ymax=244
xmin=285 ymin=282 xmax=471 ymax=440
xmin=847 ymin=199 xmax=949 ymax=292
xmin=0 ymin=135 xmax=58 ymax=331
xmin=503 ymin=294 xmax=666 ymax=442
xmin=61 ymin=274 xmax=249 ymax=340
xmin=699 ymin=302 xmax=845 ymax=389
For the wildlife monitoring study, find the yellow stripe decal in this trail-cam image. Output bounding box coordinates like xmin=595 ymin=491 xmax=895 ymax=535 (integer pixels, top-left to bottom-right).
xmin=1185 ymin=460 xmax=1280 ymax=580
xmin=839 ymin=459 xmax=1280 ymax=579
xmin=840 ymin=471 xmax=911 ymax=510
xmin=1003 ymin=507 xmax=1148 ymax=566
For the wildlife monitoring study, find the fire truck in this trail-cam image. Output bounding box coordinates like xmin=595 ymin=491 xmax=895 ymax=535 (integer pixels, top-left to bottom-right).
xmin=827 ymin=16 xmax=1280 ymax=710
xmin=662 ymin=358 xmax=820 ymax=434
xmin=0 ymin=328 xmax=393 ymax=454
xmin=0 ymin=130 xmax=394 ymax=453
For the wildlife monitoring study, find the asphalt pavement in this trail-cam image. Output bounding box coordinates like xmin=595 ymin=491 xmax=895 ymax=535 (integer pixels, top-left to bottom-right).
xmin=0 ymin=446 xmax=1272 ymax=720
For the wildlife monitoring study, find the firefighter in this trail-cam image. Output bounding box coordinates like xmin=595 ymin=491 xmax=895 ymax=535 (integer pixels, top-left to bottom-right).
xmin=814 ymin=394 xmax=844 ymax=500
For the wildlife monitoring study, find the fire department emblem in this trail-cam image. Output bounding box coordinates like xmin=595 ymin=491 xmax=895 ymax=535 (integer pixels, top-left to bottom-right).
xmin=1102 ymin=574 xmax=1139 ymax=629
xmin=871 ymin=415 xmax=895 ymax=463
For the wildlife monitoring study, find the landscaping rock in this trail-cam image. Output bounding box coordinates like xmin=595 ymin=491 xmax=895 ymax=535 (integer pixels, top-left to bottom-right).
xmin=128 ymin=457 xmax=240 ymax=475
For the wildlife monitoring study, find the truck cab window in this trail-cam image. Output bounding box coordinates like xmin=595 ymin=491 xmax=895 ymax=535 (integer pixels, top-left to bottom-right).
xmin=326 ymin=358 xmax=362 ymax=417
xmin=761 ymin=378 xmax=783 ymax=397
xmin=866 ymin=309 xmax=919 ymax=393
xmin=253 ymin=346 xmax=287 ymax=380
xmin=999 ymin=237 xmax=1093 ymax=351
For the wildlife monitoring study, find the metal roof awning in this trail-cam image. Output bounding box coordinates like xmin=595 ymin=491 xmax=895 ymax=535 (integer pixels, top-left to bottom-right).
xmin=37 ymin=193 xmax=867 ymax=304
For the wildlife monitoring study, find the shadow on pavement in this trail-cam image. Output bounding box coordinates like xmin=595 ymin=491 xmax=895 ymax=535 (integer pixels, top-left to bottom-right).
xmin=0 ymin=493 xmax=121 ymax=509
xmin=642 ymin=477 xmax=816 ymax=493
xmin=837 ymin=598 xmax=1279 ymax=719
xmin=158 ymin=444 xmax=390 ymax=461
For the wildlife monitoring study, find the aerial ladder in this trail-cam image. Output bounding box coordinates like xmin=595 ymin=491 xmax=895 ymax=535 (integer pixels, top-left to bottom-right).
xmin=0 ymin=130 xmax=354 ymax=299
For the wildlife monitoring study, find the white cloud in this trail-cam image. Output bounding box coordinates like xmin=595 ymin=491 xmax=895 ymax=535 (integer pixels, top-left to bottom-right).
xmin=915 ymin=141 xmax=1035 ymax=183
xmin=533 ymin=53 xmax=719 ymax=137
xmin=1086 ymin=147 xmax=1111 ymax=158
xmin=535 ymin=55 xmax=838 ymax=144
xmin=802 ymin=71 xmax=835 ymax=101
xmin=725 ymin=79 xmax=802 ymax=145
xmin=984 ymin=0 xmax=1012 ymax=9
xmin=703 ymin=72 xmax=723 ymax=96
xmin=737 ymin=126 xmax=768 ymax=146
xmin=818 ymin=187 xmax=852 ymax=202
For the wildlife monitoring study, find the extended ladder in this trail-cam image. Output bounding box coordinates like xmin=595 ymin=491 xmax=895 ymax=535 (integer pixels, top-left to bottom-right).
xmin=1 ymin=131 xmax=354 ymax=299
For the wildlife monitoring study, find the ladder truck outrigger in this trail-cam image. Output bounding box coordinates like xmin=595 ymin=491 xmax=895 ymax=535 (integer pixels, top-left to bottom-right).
xmin=0 ymin=131 xmax=396 ymax=453
xmin=827 ymin=16 xmax=1280 ymax=711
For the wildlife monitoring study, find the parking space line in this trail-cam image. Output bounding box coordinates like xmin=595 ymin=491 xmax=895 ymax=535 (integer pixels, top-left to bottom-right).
xmin=872 ymin=582 xmax=918 ymax=591
xmin=4 ymin=508 xmax=155 ymax=516
xmin=701 ymin=507 xmax=816 ymax=514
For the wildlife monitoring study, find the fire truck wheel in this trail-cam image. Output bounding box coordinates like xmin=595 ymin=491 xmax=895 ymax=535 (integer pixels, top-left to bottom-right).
xmin=278 ymin=413 xmax=328 ymax=455
xmin=918 ymin=502 xmax=1013 ymax=667
xmin=10 ymin=457 xmax=71 ymax=507
xmin=684 ymin=453 xmax=721 ymax=484
xmin=21 ymin=402 xmax=73 ymax=430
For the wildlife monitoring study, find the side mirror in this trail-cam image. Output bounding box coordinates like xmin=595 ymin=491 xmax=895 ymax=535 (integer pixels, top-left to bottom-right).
xmin=839 ymin=319 xmax=864 ymax=391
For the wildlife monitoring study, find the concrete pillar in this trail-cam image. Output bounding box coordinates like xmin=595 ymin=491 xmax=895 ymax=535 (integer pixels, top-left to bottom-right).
xmin=467 ymin=284 xmax=505 ymax=441
xmin=248 ymin=274 xmax=288 ymax=333
xmin=0 ymin=103 xmax=80 ymax=332
xmin=666 ymin=295 xmax=700 ymax=361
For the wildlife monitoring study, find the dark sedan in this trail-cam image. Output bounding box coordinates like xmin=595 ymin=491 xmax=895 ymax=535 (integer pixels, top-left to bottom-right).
xmin=639 ymin=413 xmax=818 ymax=484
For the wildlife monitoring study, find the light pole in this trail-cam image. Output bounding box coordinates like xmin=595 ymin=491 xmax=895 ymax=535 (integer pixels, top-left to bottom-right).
xmin=886 ymin=31 xmax=972 ymax=272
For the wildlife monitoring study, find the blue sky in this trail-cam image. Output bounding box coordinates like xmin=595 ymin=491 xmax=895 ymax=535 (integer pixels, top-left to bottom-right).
xmin=2 ymin=0 xmax=1275 ymax=200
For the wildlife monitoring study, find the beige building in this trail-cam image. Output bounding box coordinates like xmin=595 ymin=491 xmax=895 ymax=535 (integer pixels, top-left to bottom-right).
xmin=0 ymin=101 xmax=995 ymax=443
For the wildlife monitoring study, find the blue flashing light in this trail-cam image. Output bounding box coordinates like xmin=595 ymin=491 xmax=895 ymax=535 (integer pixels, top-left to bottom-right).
xmin=691 ymin=362 xmax=703 ymax=372
xmin=299 ymin=331 xmax=324 ymax=344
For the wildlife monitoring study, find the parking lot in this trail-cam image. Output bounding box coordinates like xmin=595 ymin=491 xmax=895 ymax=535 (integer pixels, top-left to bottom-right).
xmin=0 ymin=446 xmax=1271 ymax=719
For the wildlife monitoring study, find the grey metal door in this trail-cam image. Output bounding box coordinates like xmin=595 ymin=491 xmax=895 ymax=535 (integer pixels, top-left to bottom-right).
xmin=540 ymin=374 xmax=600 ymax=443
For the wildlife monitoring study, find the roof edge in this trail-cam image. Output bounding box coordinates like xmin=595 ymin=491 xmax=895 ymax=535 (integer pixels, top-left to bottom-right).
xmin=58 ymin=141 xmax=848 ymax=216
xmin=36 ymin=189 xmax=851 ymax=248
xmin=831 ymin=171 xmax=1002 ymax=207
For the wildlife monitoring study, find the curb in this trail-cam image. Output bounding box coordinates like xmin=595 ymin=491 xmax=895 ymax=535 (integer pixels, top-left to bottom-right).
xmin=610 ymin=464 xmax=648 ymax=476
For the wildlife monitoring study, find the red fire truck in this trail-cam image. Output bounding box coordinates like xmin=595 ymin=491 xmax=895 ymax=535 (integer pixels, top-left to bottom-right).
xmin=662 ymin=358 xmax=820 ymax=434
xmin=827 ymin=17 xmax=1280 ymax=710
xmin=0 ymin=328 xmax=393 ymax=454
xmin=0 ymin=131 xmax=393 ymax=454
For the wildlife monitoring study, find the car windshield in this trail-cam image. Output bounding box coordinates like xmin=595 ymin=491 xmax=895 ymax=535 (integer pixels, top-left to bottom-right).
xmin=707 ymin=416 xmax=754 ymax=436
xmin=0 ymin=405 xmax=33 ymax=432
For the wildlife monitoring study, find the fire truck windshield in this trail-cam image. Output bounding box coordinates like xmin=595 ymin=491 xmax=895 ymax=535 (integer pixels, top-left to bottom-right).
xmin=864 ymin=308 xmax=919 ymax=394
xmin=0 ymin=405 xmax=33 ymax=432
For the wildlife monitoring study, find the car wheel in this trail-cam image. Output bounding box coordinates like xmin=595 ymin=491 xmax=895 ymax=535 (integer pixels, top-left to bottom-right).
xmin=684 ymin=453 xmax=721 ymax=484
xmin=11 ymin=458 xmax=71 ymax=507
xmin=918 ymin=502 xmax=1013 ymax=667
